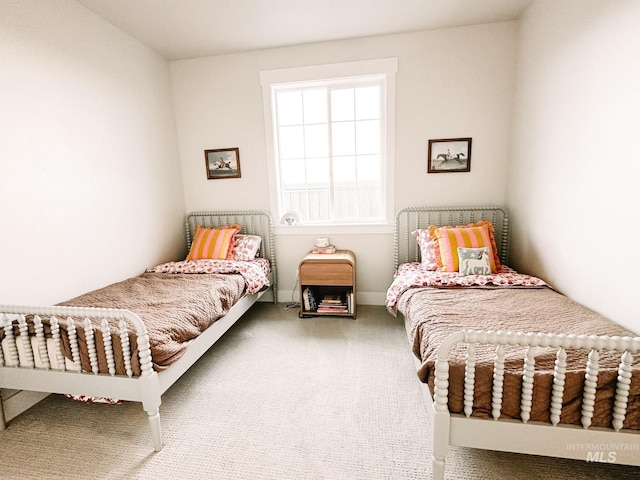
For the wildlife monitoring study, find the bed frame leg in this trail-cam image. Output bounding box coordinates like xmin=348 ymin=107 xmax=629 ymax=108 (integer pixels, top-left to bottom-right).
xmin=147 ymin=408 xmax=163 ymax=451
xmin=431 ymin=409 xmax=449 ymax=480
xmin=140 ymin=371 xmax=163 ymax=451
xmin=432 ymin=457 xmax=445 ymax=480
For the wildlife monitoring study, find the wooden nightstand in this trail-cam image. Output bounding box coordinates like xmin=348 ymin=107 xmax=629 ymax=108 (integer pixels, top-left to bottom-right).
xmin=298 ymin=250 xmax=356 ymax=318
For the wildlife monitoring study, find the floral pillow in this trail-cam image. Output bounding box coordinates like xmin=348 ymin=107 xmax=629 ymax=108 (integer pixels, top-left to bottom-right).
xmin=458 ymin=247 xmax=491 ymax=276
xmin=228 ymin=234 xmax=262 ymax=261
xmin=411 ymin=229 xmax=438 ymax=270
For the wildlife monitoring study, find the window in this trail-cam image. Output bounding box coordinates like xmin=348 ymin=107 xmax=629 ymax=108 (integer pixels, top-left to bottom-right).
xmin=261 ymin=58 xmax=397 ymax=227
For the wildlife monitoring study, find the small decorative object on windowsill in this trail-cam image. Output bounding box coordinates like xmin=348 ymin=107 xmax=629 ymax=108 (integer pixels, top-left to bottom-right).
xmin=280 ymin=211 xmax=300 ymax=226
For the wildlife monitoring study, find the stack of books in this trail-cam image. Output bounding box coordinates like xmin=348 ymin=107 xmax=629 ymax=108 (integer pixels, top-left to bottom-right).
xmin=312 ymin=244 xmax=337 ymax=254
xmin=316 ymin=294 xmax=349 ymax=314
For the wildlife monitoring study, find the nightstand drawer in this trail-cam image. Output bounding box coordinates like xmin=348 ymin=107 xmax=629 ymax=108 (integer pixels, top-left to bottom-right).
xmin=300 ymin=263 xmax=352 ymax=285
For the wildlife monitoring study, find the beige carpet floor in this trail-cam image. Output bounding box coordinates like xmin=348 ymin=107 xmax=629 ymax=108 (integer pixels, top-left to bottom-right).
xmin=0 ymin=303 xmax=638 ymax=479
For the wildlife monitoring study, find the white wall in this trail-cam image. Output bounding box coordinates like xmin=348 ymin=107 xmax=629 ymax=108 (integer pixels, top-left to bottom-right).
xmin=507 ymin=0 xmax=640 ymax=332
xmin=170 ymin=22 xmax=518 ymax=304
xmin=0 ymin=0 xmax=186 ymax=305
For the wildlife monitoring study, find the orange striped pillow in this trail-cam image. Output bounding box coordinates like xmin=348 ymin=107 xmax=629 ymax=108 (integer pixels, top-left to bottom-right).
xmin=187 ymin=224 xmax=241 ymax=260
xmin=432 ymin=221 xmax=500 ymax=273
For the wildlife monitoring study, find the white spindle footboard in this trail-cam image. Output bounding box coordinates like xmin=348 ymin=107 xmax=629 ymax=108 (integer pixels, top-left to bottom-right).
xmin=431 ymin=330 xmax=640 ymax=480
xmin=0 ymin=304 xmax=163 ymax=450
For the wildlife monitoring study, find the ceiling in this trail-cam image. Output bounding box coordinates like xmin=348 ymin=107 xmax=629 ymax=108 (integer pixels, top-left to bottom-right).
xmin=76 ymin=0 xmax=532 ymax=61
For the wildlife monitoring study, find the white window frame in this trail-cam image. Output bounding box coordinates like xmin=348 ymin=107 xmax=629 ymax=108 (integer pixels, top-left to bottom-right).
xmin=260 ymin=58 xmax=397 ymax=234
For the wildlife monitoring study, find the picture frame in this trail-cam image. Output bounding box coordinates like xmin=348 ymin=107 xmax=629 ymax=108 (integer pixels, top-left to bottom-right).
xmin=205 ymin=148 xmax=241 ymax=179
xmin=427 ymin=138 xmax=472 ymax=173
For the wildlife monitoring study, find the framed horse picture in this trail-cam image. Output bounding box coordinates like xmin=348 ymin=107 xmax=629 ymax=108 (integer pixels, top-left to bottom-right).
xmin=205 ymin=147 xmax=241 ymax=179
xmin=427 ymin=138 xmax=472 ymax=173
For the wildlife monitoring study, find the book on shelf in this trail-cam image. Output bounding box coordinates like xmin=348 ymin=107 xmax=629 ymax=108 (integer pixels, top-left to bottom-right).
xmin=317 ymin=306 xmax=348 ymax=313
xmin=312 ymin=245 xmax=337 ymax=254
xmin=302 ymin=287 xmax=317 ymax=312
xmin=316 ymin=293 xmax=349 ymax=313
xmin=320 ymin=294 xmax=342 ymax=304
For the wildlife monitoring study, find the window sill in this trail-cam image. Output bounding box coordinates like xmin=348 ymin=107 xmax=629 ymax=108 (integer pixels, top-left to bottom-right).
xmin=275 ymin=223 xmax=394 ymax=235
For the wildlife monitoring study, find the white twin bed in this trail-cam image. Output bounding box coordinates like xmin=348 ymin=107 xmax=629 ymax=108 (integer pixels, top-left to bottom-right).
xmin=0 ymin=210 xmax=277 ymax=451
xmin=387 ymin=206 xmax=640 ymax=479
